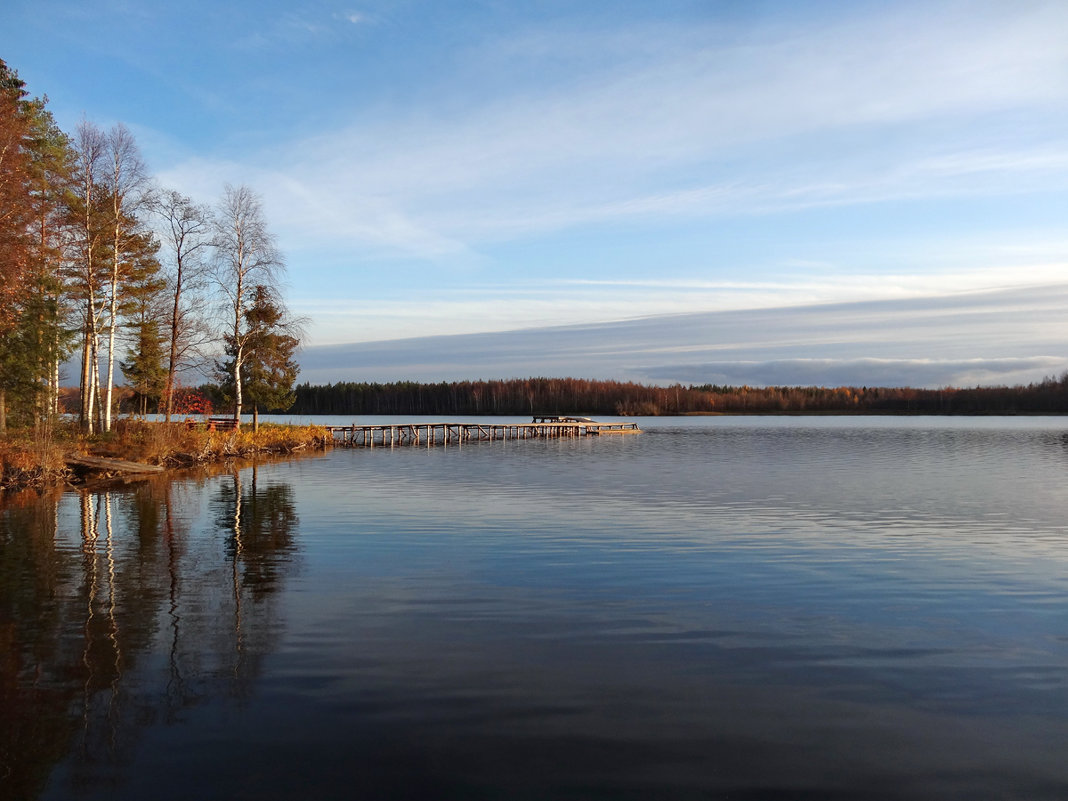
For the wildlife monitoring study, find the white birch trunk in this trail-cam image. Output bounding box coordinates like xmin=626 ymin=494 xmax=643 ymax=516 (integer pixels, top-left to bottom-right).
xmin=232 ymin=251 xmax=244 ymax=427
xmin=50 ymin=352 xmax=59 ymax=416
xmin=90 ymin=331 xmax=101 ymax=432
xmin=104 ymin=262 xmax=119 ymax=432
xmin=233 ymin=343 xmax=243 ymax=426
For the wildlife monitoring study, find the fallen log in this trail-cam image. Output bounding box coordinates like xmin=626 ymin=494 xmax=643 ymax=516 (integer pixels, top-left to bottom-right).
xmin=66 ymin=455 xmax=164 ymax=474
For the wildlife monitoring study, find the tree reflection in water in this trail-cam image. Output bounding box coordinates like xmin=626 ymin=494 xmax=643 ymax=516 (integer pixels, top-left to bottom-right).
xmin=0 ymin=464 xmax=299 ymax=800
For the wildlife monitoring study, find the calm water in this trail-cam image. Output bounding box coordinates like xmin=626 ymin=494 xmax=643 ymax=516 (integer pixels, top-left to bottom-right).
xmin=3 ymin=416 xmax=1068 ymax=800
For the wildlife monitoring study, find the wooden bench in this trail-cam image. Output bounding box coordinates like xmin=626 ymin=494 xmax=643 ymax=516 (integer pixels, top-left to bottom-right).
xmin=184 ymin=417 xmax=240 ymax=431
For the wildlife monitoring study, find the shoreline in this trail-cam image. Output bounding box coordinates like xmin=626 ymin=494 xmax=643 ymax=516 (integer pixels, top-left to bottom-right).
xmin=5 ymin=409 xmax=1068 ymax=493
xmin=0 ymin=420 xmax=331 ymax=493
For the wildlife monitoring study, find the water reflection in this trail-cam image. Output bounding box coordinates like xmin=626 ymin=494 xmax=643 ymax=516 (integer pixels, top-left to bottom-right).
xmin=0 ymin=466 xmax=299 ymax=799
xmin=215 ymin=466 xmax=299 ymax=599
xmin=2 ymin=420 xmax=1068 ymax=799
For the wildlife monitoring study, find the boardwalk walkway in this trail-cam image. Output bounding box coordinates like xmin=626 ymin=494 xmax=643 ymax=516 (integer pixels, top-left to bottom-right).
xmin=324 ymin=417 xmax=640 ymax=448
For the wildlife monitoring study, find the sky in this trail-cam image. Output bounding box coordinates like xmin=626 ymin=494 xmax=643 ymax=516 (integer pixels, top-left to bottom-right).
xmin=2 ymin=0 xmax=1067 ymax=387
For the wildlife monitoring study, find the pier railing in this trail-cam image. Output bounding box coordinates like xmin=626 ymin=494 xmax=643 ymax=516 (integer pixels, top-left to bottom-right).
xmin=324 ymin=419 xmax=640 ymax=448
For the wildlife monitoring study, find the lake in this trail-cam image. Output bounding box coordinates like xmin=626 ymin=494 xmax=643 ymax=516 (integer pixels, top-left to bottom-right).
xmin=2 ymin=416 xmax=1068 ymax=799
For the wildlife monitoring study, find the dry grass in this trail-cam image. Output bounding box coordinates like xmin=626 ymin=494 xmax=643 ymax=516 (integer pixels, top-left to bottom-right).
xmin=160 ymin=422 xmax=330 ymax=464
xmin=103 ymin=419 xmax=330 ymax=465
xmin=0 ymin=420 xmax=331 ymax=491
xmin=0 ymin=428 xmax=70 ymax=490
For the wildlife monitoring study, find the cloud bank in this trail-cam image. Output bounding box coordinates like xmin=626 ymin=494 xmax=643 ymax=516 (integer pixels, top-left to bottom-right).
xmin=297 ymin=284 xmax=1068 ymax=388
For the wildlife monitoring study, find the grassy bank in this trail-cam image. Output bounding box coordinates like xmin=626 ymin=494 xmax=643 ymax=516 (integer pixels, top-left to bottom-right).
xmin=0 ymin=431 xmax=70 ymax=490
xmin=0 ymin=420 xmax=331 ymax=492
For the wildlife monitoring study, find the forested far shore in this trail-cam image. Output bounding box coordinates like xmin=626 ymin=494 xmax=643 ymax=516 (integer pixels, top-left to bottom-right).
xmin=278 ymin=376 xmax=1068 ymax=416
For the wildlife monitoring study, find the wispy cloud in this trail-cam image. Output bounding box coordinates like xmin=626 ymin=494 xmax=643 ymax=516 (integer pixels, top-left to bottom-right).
xmin=233 ymin=8 xmax=369 ymax=49
xmin=560 ymin=264 xmax=1068 ymax=298
xmin=135 ymin=1 xmax=1068 ymax=355
xmin=163 ymin=0 xmax=1066 ymax=258
xmin=336 ymin=10 xmax=365 ymax=25
xmin=14 ymin=0 xmax=1067 ymax=385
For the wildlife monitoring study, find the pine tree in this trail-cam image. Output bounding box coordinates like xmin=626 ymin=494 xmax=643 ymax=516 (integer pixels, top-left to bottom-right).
xmin=121 ymin=317 xmax=167 ymax=415
xmin=0 ymin=60 xmax=76 ymax=433
xmin=0 ymin=60 xmax=35 ymax=432
xmin=23 ymin=96 xmax=77 ymax=426
xmin=119 ymin=229 xmax=166 ymax=416
xmin=217 ymin=285 xmax=300 ymax=431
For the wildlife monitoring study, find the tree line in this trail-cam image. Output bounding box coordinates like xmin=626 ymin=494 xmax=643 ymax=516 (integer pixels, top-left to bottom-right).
xmin=0 ymin=58 xmax=300 ymax=435
xmin=285 ymin=375 xmax=1068 ymax=416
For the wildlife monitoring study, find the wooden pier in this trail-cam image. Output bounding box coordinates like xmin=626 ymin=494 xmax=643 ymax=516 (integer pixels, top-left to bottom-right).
xmin=324 ymin=417 xmax=640 ymax=448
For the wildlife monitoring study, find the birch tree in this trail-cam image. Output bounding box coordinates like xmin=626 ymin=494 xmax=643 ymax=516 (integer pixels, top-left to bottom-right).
xmin=101 ymin=123 xmax=150 ymax=432
xmin=69 ymin=120 xmax=108 ymax=433
xmin=153 ymin=189 xmax=213 ymax=421
xmin=212 ymin=185 xmax=284 ymax=427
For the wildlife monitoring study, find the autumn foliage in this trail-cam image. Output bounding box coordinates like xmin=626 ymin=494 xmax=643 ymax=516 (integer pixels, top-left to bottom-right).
xmin=170 ymin=387 xmax=214 ymax=418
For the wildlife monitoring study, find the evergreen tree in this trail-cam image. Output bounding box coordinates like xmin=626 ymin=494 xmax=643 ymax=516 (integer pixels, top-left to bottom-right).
xmin=0 ymin=60 xmax=35 ymax=432
xmin=0 ymin=59 xmax=76 ymax=433
xmin=121 ymin=317 xmax=167 ymax=415
xmin=23 ymin=95 xmax=77 ymax=426
xmin=0 ymin=60 xmax=34 ymax=329
xmin=217 ymin=285 xmax=300 ymax=430
xmin=0 ymin=306 xmax=46 ymax=429
xmin=119 ymin=233 xmax=166 ymax=416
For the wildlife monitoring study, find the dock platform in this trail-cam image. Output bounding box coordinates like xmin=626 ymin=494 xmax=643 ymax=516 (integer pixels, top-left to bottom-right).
xmin=324 ymin=417 xmax=640 ymax=448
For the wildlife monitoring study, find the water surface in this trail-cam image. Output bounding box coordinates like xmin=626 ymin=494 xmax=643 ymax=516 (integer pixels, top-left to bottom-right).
xmin=2 ymin=416 xmax=1068 ymax=799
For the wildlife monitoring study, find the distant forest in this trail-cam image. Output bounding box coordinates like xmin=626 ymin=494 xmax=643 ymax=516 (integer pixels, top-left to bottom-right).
xmin=280 ymin=375 xmax=1068 ymax=416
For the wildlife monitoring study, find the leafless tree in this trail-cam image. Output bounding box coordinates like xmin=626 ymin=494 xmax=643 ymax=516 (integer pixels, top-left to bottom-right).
xmin=153 ymin=189 xmax=214 ymax=421
xmin=101 ymin=123 xmax=150 ymax=431
xmin=70 ymin=120 xmax=107 ymax=432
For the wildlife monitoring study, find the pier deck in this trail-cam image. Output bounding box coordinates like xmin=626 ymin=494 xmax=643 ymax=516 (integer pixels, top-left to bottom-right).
xmin=324 ymin=418 xmax=640 ymax=448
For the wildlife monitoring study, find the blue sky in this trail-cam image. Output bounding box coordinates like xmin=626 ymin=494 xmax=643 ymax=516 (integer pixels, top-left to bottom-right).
xmin=3 ymin=0 xmax=1068 ymax=386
